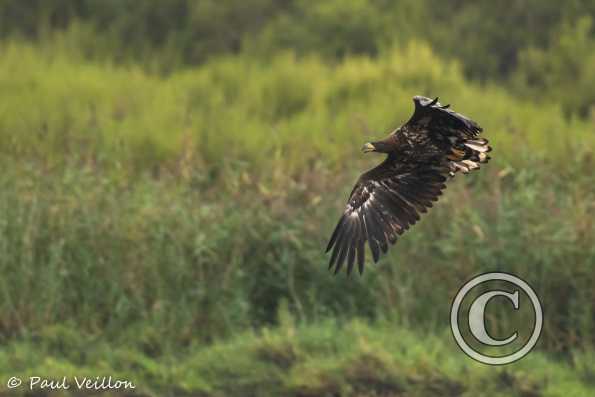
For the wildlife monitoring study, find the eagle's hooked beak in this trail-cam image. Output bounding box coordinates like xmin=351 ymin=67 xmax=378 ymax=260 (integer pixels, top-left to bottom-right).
xmin=362 ymin=142 xmax=375 ymax=153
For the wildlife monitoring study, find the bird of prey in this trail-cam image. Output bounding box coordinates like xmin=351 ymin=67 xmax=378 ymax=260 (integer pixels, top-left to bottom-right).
xmin=326 ymin=96 xmax=491 ymax=275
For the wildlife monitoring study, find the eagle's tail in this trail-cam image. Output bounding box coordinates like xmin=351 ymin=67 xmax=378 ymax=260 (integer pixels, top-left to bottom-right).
xmin=447 ymin=138 xmax=491 ymax=176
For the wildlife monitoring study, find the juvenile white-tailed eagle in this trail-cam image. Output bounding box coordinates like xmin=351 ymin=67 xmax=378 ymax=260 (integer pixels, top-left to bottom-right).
xmin=326 ymin=96 xmax=491 ymax=274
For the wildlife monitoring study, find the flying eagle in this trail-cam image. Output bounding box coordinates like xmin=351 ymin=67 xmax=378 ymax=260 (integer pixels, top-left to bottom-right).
xmin=326 ymin=96 xmax=491 ymax=275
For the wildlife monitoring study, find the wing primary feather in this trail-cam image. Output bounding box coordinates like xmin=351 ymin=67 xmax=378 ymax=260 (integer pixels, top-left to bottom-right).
xmin=356 ymin=235 xmax=365 ymax=273
xmin=328 ymin=220 xmax=348 ymax=269
xmin=357 ymin=210 xmax=367 ymax=269
xmin=346 ymin=241 xmax=356 ymax=275
xmin=362 ymin=211 xmax=380 ymax=262
xmin=333 ymin=219 xmax=354 ymax=274
xmin=346 ymin=218 xmax=361 ymax=275
xmin=326 ymin=215 xmax=347 ymax=253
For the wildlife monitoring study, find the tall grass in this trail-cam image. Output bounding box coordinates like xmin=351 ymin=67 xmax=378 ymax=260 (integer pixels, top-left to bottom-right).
xmin=1 ymin=41 xmax=592 ymax=177
xmin=0 ymin=40 xmax=593 ymax=358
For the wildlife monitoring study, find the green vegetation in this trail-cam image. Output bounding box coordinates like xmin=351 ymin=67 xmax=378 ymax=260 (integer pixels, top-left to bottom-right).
xmin=1 ymin=0 xmax=594 ymax=114
xmin=4 ymin=318 xmax=595 ymax=396
xmin=0 ymin=1 xmax=593 ymax=396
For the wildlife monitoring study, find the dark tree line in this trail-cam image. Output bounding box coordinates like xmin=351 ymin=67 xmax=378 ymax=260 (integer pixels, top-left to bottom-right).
xmin=1 ymin=0 xmax=593 ymax=114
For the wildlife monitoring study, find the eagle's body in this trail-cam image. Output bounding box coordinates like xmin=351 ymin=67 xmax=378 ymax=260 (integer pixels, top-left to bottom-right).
xmin=326 ymin=96 xmax=491 ymax=274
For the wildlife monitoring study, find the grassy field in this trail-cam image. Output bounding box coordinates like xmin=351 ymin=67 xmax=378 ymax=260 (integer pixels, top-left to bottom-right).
xmin=0 ymin=39 xmax=594 ymax=396
xmin=3 ymin=318 xmax=595 ymax=396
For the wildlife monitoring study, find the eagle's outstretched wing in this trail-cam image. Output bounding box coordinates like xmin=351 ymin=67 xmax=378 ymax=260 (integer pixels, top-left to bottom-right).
xmin=326 ymin=96 xmax=490 ymax=274
xmin=326 ymin=159 xmax=449 ymax=275
xmin=406 ymin=95 xmax=482 ymax=139
xmin=403 ymin=96 xmax=490 ymax=174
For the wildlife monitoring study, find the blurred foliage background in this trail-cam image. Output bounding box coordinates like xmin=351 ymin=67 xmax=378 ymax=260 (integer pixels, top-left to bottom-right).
xmin=0 ymin=1 xmax=594 ymax=396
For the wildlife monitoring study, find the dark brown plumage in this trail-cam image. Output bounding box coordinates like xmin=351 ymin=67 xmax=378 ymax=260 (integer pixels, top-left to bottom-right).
xmin=326 ymin=96 xmax=491 ymax=275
